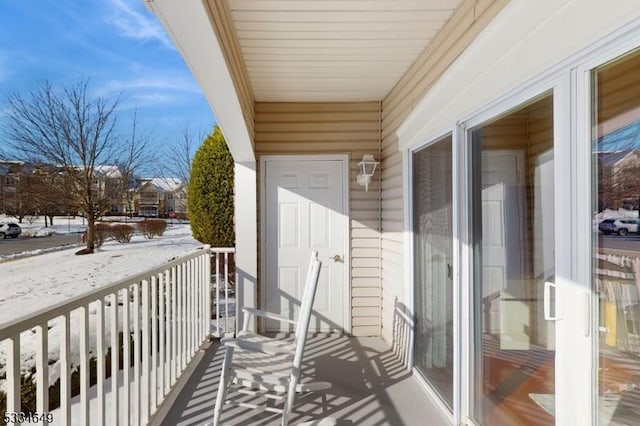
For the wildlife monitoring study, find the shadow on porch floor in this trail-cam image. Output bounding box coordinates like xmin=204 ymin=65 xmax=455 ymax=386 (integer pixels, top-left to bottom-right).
xmin=155 ymin=334 xmax=452 ymax=426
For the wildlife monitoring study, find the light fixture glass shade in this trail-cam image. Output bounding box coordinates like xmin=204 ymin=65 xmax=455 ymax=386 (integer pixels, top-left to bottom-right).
xmin=356 ymin=154 xmax=379 ymax=191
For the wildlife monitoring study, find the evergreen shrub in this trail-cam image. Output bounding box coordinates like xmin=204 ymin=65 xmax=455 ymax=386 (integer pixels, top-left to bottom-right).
xmin=188 ymin=126 xmax=235 ymax=247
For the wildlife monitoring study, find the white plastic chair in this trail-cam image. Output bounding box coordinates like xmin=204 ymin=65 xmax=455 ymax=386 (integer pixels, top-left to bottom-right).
xmin=213 ymin=252 xmax=334 ymax=426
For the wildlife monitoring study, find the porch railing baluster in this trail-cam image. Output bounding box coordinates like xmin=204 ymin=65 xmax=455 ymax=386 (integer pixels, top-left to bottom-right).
xmin=133 ymin=283 xmax=140 ymax=426
xmin=122 ymin=287 xmax=131 ymax=426
xmin=35 ymin=322 xmax=49 ymax=415
xmin=141 ymin=279 xmax=150 ymax=423
xmin=6 ymin=333 xmax=20 ymax=415
xmin=150 ymin=275 xmax=158 ymax=414
xmin=80 ymin=305 xmax=90 ymax=425
xmin=111 ymin=292 xmax=119 ymax=424
xmin=158 ymin=271 xmax=166 ymax=404
xmin=96 ymin=299 xmax=105 ymax=426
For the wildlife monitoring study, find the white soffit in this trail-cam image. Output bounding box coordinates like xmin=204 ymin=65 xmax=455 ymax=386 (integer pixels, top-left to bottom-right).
xmin=226 ymin=0 xmax=464 ymax=102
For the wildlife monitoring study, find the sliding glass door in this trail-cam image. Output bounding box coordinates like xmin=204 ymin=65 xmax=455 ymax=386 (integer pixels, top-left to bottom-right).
xmin=470 ymin=94 xmax=557 ymax=425
xmin=413 ymin=135 xmax=454 ymax=410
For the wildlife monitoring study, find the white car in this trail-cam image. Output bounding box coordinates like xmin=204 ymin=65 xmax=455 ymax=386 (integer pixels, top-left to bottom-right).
xmin=613 ymin=218 xmax=640 ymax=236
xmin=0 ymin=222 xmax=21 ymax=239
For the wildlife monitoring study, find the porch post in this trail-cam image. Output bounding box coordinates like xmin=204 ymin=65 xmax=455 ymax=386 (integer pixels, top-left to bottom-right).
xmin=234 ymin=161 xmax=258 ymax=332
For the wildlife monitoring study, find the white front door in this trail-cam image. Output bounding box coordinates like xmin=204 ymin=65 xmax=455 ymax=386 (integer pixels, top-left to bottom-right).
xmin=263 ymin=156 xmax=348 ymax=332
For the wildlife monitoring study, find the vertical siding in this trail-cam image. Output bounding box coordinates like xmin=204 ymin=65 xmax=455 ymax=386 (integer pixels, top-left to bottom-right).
xmin=379 ymin=0 xmax=509 ymax=344
xmin=255 ymin=102 xmax=382 ymax=336
xmin=207 ymin=0 xmax=255 ymax=139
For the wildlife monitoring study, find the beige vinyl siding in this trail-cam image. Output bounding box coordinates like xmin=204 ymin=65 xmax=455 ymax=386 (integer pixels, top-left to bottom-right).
xmin=379 ymin=0 xmax=509 ymax=344
xmin=207 ymin=0 xmax=255 ymax=139
xmin=255 ymin=102 xmax=382 ymax=336
xmin=597 ymin=51 xmax=640 ymax=127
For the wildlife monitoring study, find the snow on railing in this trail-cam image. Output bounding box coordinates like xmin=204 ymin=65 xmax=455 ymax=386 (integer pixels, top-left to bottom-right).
xmin=210 ymin=248 xmax=236 ymax=338
xmin=0 ymin=245 xmax=212 ymax=426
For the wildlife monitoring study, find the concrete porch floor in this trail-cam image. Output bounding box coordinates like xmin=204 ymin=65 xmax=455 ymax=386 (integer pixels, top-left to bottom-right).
xmin=154 ymin=334 xmax=452 ymax=426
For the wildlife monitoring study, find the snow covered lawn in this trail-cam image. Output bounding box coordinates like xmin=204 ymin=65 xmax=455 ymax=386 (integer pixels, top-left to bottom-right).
xmin=0 ymin=223 xmax=203 ymax=325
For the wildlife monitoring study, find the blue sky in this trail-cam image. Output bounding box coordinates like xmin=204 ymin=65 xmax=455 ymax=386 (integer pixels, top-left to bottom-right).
xmin=0 ymin=0 xmax=215 ymax=165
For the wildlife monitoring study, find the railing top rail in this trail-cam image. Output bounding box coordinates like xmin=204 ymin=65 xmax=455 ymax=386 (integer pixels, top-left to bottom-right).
xmin=210 ymin=247 xmax=235 ymax=254
xmin=0 ymin=245 xmax=215 ymax=340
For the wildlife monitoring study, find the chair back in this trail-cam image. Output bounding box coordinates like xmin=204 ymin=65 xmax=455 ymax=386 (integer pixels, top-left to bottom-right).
xmin=293 ymin=252 xmax=321 ymax=365
xmin=294 ymin=251 xmax=321 ymax=347
xmin=282 ymin=252 xmax=322 ymax=425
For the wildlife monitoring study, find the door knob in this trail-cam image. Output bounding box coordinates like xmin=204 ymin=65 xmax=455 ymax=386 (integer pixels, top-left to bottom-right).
xmin=331 ymin=254 xmax=343 ymax=262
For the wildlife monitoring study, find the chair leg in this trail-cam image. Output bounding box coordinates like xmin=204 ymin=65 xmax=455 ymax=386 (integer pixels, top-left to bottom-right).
xmin=281 ymin=368 xmax=300 ymax=426
xmin=213 ymin=346 xmax=235 ymax=426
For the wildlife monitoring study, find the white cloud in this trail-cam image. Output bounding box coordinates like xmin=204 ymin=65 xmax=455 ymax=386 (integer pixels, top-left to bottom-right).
xmin=97 ymin=75 xmax=200 ymax=96
xmin=107 ymin=0 xmax=173 ymax=49
xmin=94 ymin=75 xmax=202 ymax=110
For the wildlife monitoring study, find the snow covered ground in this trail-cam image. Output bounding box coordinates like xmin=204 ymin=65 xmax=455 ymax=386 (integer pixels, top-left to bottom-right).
xmin=0 ymin=216 xmax=203 ymax=324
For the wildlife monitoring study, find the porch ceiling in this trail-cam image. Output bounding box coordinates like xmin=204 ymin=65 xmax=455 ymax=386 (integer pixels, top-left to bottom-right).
xmin=218 ymin=0 xmax=464 ymax=102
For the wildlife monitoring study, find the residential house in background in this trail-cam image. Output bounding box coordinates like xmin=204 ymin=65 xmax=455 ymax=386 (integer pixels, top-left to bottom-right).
xmin=0 ymin=161 xmax=187 ymax=219
xmin=0 ymin=161 xmax=24 ymax=214
xmin=159 ymin=178 xmax=188 ymax=218
xmin=94 ymin=165 xmax=126 ymax=215
xmin=134 ymin=178 xmax=186 ymax=218
xmin=145 ymin=1 xmax=640 ymax=424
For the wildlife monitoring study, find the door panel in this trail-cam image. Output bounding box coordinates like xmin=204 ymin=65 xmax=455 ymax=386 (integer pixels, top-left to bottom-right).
xmin=264 ymin=158 xmax=347 ymax=332
xmin=471 ymin=94 xmax=556 ymax=425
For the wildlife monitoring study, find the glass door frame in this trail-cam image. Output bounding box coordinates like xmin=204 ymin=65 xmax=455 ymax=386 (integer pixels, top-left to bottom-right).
xmin=458 ymin=73 xmax=575 ymax=425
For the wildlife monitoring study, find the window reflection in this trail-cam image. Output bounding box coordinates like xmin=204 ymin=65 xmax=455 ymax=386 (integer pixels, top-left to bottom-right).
xmin=594 ymin=49 xmax=640 ymax=426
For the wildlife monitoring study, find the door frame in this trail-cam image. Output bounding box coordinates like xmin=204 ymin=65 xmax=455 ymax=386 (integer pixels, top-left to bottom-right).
xmin=259 ymin=154 xmax=351 ymax=333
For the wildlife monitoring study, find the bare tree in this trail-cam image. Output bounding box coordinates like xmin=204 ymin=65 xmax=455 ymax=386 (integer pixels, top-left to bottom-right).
xmin=157 ymin=123 xmax=203 ymax=185
xmin=116 ymin=112 xmax=155 ymax=218
xmin=2 ymin=79 xmax=152 ymax=254
xmin=29 ymin=163 xmax=73 ymax=227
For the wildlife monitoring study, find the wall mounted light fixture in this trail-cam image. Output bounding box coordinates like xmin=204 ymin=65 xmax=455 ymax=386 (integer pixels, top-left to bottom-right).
xmin=356 ymin=154 xmax=379 ymax=192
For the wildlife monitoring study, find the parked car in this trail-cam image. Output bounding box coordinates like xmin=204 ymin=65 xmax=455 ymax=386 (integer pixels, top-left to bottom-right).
xmin=599 ymin=218 xmax=640 ymax=235
xmin=615 ymin=218 xmax=640 ymax=235
xmin=0 ymin=222 xmax=21 ymax=239
xmin=598 ymin=218 xmax=616 ymax=234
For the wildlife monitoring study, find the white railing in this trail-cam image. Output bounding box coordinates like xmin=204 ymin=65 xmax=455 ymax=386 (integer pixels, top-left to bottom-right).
xmin=0 ymin=246 xmax=214 ymax=426
xmin=210 ymin=248 xmax=236 ymax=338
